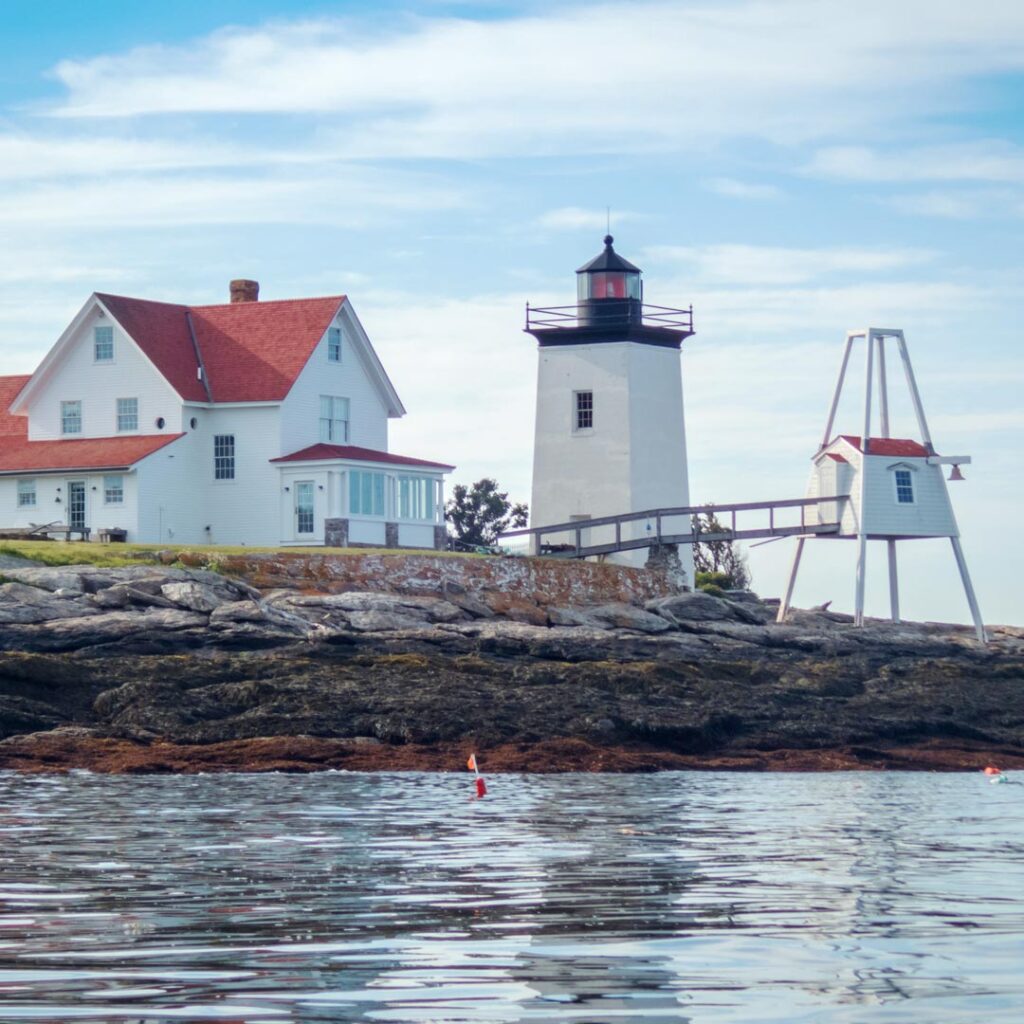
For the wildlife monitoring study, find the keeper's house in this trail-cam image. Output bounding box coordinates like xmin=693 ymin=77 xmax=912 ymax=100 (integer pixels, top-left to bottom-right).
xmin=0 ymin=280 xmax=453 ymax=547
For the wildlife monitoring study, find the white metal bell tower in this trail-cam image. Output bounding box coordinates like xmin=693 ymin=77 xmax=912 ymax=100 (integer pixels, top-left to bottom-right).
xmin=777 ymin=327 xmax=985 ymax=641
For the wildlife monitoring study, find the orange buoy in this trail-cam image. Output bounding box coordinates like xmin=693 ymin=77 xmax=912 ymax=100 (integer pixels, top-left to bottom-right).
xmin=475 ymin=776 xmax=487 ymax=798
xmin=984 ymin=765 xmax=1002 ymax=776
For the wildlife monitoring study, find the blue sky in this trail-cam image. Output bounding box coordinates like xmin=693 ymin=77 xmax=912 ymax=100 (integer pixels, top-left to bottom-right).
xmin=2 ymin=0 xmax=1022 ymax=625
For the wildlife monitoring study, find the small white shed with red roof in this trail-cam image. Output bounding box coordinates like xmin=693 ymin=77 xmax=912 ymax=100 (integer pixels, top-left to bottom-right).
xmin=0 ymin=280 xmax=453 ymax=548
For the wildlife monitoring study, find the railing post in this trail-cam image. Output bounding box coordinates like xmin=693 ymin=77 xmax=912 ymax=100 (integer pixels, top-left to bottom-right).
xmin=770 ymin=506 xmax=775 ymax=533
xmin=731 ymin=509 xmax=736 ymax=533
xmin=575 ymin=527 xmax=581 ymax=557
xmin=615 ymin=520 xmax=621 ymax=548
xmin=656 ymin=513 xmax=662 ymax=543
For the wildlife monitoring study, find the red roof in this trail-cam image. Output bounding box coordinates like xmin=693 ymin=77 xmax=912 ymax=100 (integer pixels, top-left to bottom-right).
xmin=96 ymin=294 xmax=346 ymax=403
xmin=839 ymin=436 xmax=930 ymax=457
xmin=825 ymin=452 xmax=848 ymax=463
xmin=0 ymin=375 xmax=31 ymax=437
xmin=271 ymin=443 xmax=454 ymax=470
xmin=0 ymin=433 xmax=183 ymax=474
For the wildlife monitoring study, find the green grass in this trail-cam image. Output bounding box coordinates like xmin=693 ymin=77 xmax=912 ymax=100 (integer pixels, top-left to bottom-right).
xmin=0 ymin=539 xmax=483 ymax=570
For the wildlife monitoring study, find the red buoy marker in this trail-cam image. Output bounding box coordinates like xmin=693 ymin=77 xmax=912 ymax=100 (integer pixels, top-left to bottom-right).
xmin=467 ymin=753 xmax=487 ymax=798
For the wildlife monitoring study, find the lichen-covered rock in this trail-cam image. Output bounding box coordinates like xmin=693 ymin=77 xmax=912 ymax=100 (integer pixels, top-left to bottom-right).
xmin=161 ymin=581 xmax=235 ymax=613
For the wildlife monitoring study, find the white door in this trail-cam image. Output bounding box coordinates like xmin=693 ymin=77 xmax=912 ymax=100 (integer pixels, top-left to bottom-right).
xmin=67 ymin=480 xmax=87 ymax=532
xmin=294 ymin=481 xmax=315 ymax=540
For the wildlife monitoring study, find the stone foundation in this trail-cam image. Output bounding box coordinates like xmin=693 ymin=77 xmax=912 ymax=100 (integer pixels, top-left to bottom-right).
xmin=324 ymin=518 xmax=349 ymax=548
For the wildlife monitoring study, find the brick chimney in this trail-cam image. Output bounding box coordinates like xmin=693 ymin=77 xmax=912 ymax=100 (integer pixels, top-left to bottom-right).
xmin=229 ymin=279 xmax=259 ymax=303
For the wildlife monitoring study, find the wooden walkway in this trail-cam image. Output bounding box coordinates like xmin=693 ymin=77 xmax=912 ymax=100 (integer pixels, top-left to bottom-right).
xmin=500 ymin=497 xmax=847 ymax=559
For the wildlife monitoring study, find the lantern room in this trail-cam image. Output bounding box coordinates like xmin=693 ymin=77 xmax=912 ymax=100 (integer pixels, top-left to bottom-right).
xmin=576 ymin=235 xmax=642 ymax=301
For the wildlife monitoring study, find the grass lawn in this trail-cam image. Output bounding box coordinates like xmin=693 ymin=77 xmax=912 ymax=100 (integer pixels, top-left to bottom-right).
xmin=0 ymin=540 xmax=481 ymax=569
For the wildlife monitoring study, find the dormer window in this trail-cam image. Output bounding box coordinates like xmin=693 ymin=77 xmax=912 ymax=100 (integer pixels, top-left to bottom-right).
xmin=893 ymin=467 xmax=915 ymax=504
xmin=94 ymin=326 xmax=114 ymax=362
xmin=328 ymin=326 xmax=342 ymax=363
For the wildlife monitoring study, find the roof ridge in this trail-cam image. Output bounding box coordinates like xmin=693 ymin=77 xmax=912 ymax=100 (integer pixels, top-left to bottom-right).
xmin=96 ymin=292 xmax=189 ymax=310
xmin=190 ymin=295 xmax=346 ymax=311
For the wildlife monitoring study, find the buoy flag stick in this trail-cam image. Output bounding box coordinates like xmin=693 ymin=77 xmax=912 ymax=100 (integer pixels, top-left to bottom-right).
xmin=467 ymin=752 xmax=487 ymax=798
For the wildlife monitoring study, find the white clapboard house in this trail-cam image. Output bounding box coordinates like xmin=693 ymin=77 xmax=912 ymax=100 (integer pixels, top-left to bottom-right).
xmin=0 ymin=280 xmax=452 ymax=547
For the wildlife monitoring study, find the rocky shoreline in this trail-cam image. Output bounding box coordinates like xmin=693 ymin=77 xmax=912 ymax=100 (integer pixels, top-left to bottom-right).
xmin=1 ymin=557 xmax=1022 ymax=773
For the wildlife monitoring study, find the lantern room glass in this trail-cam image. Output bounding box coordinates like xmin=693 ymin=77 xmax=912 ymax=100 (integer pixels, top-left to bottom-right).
xmin=577 ymin=270 xmax=641 ymax=301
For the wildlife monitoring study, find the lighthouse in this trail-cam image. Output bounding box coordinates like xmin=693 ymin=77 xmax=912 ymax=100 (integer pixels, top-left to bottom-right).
xmin=525 ymin=236 xmax=695 ymax=575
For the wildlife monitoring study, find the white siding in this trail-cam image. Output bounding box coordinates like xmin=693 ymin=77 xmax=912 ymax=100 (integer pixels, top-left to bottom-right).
xmin=0 ymin=471 xmax=140 ymax=538
xmin=134 ymin=407 xmax=283 ymax=546
xmin=26 ymin=306 xmax=182 ymax=441
xmin=861 ymin=456 xmax=959 ymax=537
xmin=531 ymin=340 xmax=692 ymax=577
xmin=280 ymin=304 xmax=390 ymax=456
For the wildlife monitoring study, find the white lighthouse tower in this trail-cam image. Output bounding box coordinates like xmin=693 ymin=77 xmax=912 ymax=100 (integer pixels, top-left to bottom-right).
xmin=777 ymin=327 xmax=986 ymax=641
xmin=525 ymin=236 xmax=695 ymax=576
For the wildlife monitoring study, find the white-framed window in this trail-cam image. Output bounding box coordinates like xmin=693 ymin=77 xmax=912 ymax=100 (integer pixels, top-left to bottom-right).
xmin=893 ymin=467 xmax=915 ymax=504
xmin=61 ymin=400 xmax=82 ymax=435
xmin=17 ymin=478 xmax=36 ymax=507
xmin=319 ymin=395 xmax=350 ymax=443
xmin=94 ymin=326 xmax=114 ymax=362
xmin=350 ymin=470 xmax=385 ymax=516
xmin=574 ymin=390 xmax=593 ymax=430
xmin=398 ymin=475 xmax=436 ymax=521
xmin=327 ymin=326 xmax=342 ymax=363
xmin=104 ymin=475 xmax=124 ymax=504
xmin=214 ymin=434 xmax=235 ymax=480
xmin=116 ymin=397 xmax=138 ymax=432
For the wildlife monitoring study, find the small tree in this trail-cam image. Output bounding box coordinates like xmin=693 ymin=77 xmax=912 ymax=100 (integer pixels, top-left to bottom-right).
xmin=445 ymin=478 xmax=528 ymax=548
xmin=691 ymin=510 xmax=751 ymax=591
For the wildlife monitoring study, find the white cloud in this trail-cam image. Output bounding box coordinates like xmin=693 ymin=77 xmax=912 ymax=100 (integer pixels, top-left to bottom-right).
xmin=703 ymin=177 xmax=782 ymax=200
xmin=45 ymin=2 xmax=1024 ymax=158
xmin=536 ymin=207 xmax=641 ymax=231
xmin=0 ymin=134 xmax=282 ymax=181
xmin=0 ymin=170 xmax=470 ymax=229
xmin=806 ymin=141 xmax=1024 ymax=183
xmin=644 ymin=244 xmax=937 ymax=286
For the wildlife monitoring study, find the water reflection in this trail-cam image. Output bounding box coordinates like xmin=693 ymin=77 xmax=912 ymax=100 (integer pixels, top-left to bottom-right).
xmin=0 ymin=771 xmax=1021 ymax=1021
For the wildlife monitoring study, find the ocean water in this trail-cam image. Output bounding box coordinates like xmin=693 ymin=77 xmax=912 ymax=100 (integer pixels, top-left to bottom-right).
xmin=0 ymin=770 xmax=1021 ymax=1022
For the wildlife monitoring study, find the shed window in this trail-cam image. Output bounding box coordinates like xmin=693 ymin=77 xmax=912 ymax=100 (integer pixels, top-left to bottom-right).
xmin=17 ymin=478 xmax=36 ymax=507
xmin=116 ymin=397 xmax=138 ymax=432
xmin=94 ymin=326 xmax=114 ymax=361
xmin=574 ymin=390 xmax=593 ymax=430
xmin=214 ymin=435 xmax=235 ymax=480
xmin=350 ymin=470 xmax=385 ymax=517
xmin=104 ymin=475 xmax=124 ymax=504
xmin=328 ymin=327 xmax=342 ymax=363
xmin=894 ymin=468 xmax=915 ymax=504
xmin=61 ymin=400 xmax=82 ymax=435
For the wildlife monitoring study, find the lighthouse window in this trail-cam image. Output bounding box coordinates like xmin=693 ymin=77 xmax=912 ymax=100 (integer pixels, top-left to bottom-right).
xmin=574 ymin=390 xmax=593 ymax=430
xmin=894 ymin=468 xmax=915 ymax=504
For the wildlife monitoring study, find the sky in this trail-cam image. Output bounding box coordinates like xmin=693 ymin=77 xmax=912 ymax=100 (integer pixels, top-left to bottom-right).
xmin=1 ymin=0 xmax=1022 ymax=625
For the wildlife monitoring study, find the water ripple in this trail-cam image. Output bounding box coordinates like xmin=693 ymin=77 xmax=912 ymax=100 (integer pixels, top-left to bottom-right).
xmin=0 ymin=771 xmax=1021 ymax=1021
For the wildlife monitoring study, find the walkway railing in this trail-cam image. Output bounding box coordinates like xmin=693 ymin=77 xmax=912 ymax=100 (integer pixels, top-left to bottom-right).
xmin=499 ymin=497 xmax=848 ymax=559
